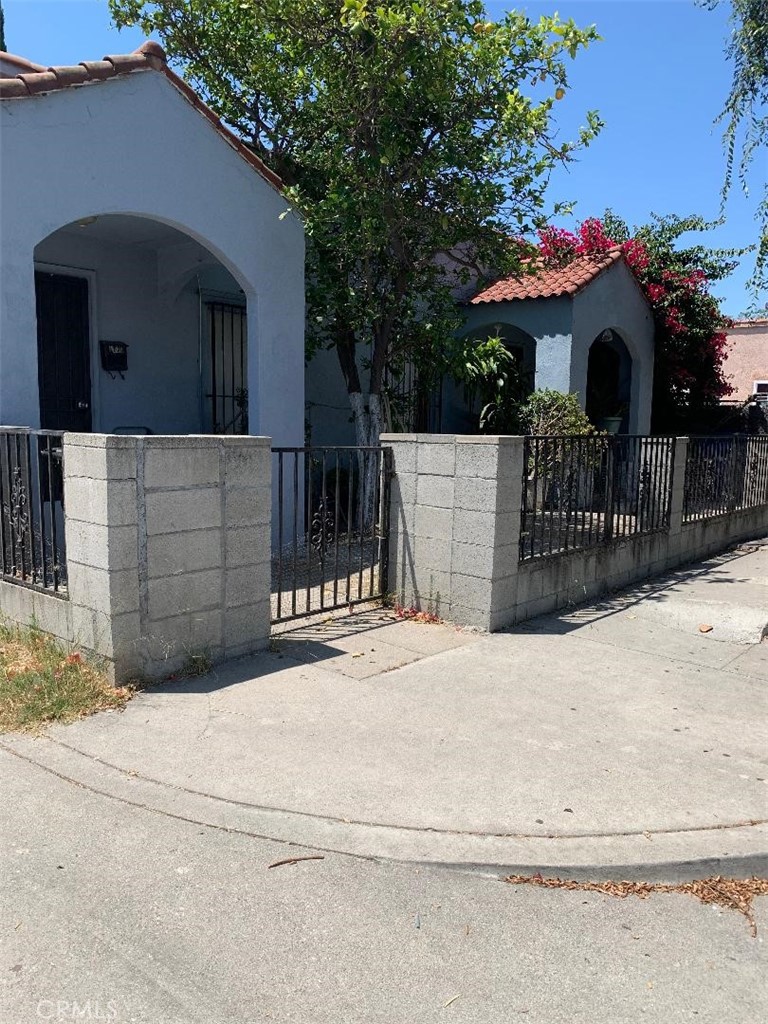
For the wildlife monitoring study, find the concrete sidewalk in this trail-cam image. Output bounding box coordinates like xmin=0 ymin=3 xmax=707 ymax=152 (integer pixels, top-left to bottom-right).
xmin=3 ymin=544 xmax=767 ymax=881
xmin=607 ymin=538 xmax=768 ymax=644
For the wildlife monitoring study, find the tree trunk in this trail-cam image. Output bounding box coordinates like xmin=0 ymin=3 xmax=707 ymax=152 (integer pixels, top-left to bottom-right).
xmin=337 ymin=320 xmax=391 ymax=532
xmin=348 ymin=391 xmax=383 ymax=531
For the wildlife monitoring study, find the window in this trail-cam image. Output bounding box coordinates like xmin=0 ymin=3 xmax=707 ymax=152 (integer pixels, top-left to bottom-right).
xmin=206 ymin=302 xmax=247 ymax=433
xmin=753 ymin=381 xmax=768 ymax=403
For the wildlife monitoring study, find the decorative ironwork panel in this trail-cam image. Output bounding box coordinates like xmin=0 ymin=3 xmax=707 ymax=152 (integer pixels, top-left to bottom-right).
xmin=0 ymin=428 xmax=67 ymax=595
xmin=271 ymin=446 xmax=391 ymax=623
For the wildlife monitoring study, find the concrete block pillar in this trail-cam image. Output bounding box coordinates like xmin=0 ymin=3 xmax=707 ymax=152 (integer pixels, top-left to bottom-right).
xmin=668 ymin=436 xmax=689 ymax=541
xmin=382 ymin=433 xmax=525 ymax=631
xmin=63 ymin=434 xmax=271 ymax=682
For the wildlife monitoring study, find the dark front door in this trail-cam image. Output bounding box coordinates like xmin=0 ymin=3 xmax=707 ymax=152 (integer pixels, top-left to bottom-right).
xmin=35 ymin=271 xmax=92 ymax=432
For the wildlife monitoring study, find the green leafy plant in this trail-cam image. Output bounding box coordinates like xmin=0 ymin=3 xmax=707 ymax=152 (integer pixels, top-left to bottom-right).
xmin=110 ymin=0 xmax=602 ymax=449
xmin=699 ymin=0 xmax=768 ymax=296
xmin=452 ymin=335 xmax=530 ymax=433
xmin=518 ymin=389 xmax=596 ymax=436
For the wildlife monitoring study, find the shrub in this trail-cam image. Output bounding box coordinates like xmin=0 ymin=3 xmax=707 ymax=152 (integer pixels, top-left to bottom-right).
xmin=518 ymin=389 xmax=596 ymax=436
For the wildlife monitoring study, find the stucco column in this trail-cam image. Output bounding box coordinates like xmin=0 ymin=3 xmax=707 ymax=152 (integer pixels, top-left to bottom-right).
xmin=246 ymin=255 xmax=305 ymax=449
xmin=0 ymin=249 xmax=40 ymax=427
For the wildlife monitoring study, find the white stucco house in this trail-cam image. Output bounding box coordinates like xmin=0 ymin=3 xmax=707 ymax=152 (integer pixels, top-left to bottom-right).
xmin=0 ymin=41 xmax=304 ymax=442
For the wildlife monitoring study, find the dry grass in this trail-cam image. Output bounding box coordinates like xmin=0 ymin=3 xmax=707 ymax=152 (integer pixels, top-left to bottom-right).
xmin=505 ymin=873 xmax=768 ymax=937
xmin=0 ymin=622 xmax=132 ymax=734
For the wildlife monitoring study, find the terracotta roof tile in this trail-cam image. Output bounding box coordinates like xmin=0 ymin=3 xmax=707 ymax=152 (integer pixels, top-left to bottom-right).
xmin=0 ymin=42 xmax=284 ymax=193
xmin=50 ymin=65 xmax=90 ymax=87
xmin=77 ymin=60 xmax=118 ymax=81
xmin=0 ymin=53 xmax=45 ymax=73
xmin=19 ymin=71 xmax=59 ymax=95
xmin=0 ymin=78 xmax=30 ymax=98
xmin=471 ymin=247 xmax=625 ymax=304
xmin=104 ymin=54 xmax=149 ymax=74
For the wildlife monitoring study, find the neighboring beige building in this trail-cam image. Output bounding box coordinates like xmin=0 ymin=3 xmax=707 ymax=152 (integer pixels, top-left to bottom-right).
xmin=723 ymin=319 xmax=768 ymax=403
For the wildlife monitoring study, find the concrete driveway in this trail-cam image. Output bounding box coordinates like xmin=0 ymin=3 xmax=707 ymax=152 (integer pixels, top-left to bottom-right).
xmin=3 ymin=544 xmax=767 ymax=880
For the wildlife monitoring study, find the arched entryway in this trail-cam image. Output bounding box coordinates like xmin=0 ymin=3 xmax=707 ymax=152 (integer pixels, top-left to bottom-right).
xmin=586 ymin=329 xmax=633 ymax=432
xmin=33 ymin=214 xmax=250 ymax=435
xmin=442 ymin=322 xmax=537 ymax=433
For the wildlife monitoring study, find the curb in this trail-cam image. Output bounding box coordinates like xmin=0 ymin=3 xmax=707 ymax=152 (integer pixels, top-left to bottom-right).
xmin=3 ymin=735 xmax=766 ymax=884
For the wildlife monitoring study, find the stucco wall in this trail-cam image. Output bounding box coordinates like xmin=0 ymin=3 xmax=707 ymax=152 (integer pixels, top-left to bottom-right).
xmin=571 ymin=260 xmax=654 ymax=434
xmin=722 ymin=323 xmax=768 ymax=402
xmin=305 ymin=346 xmax=354 ymax=446
xmin=445 ymin=297 xmax=573 ymax=432
xmin=0 ymin=69 xmax=305 ymax=445
xmin=453 ymin=263 xmax=654 ymax=435
xmin=460 ymin=296 xmax=573 ymax=393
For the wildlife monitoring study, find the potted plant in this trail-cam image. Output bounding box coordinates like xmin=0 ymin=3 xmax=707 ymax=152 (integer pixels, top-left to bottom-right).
xmin=598 ymin=403 xmax=628 ymax=434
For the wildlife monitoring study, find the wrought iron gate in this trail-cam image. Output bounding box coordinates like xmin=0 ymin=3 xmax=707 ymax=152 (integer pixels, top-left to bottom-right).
xmin=271 ymin=446 xmax=391 ymax=623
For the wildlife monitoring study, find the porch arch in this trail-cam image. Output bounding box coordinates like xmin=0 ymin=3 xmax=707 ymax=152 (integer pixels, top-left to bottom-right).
xmin=441 ymin=321 xmax=537 ymax=433
xmin=33 ymin=213 xmax=252 ymax=435
xmin=585 ymin=328 xmax=633 ymax=432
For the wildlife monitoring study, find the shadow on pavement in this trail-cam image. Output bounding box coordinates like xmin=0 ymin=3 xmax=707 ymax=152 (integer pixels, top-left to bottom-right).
xmin=510 ymin=543 xmax=764 ymax=637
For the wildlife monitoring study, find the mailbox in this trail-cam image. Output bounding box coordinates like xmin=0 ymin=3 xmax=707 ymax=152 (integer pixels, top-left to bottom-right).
xmin=100 ymin=340 xmax=128 ymax=377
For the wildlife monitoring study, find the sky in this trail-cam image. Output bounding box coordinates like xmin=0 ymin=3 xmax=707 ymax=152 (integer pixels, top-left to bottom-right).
xmin=3 ymin=0 xmax=765 ymax=316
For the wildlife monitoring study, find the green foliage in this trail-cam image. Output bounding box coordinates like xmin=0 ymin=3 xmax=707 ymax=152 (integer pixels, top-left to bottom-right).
xmin=603 ymin=209 xmax=742 ymax=285
xmin=699 ymin=0 xmax=768 ymax=294
xmin=0 ymin=2 xmax=6 ymax=52
xmin=738 ymin=303 xmax=768 ymax=320
xmin=518 ymin=389 xmax=595 ymax=436
xmin=451 ymin=334 xmax=529 ymax=433
xmin=109 ymin=0 xmax=602 ymax=440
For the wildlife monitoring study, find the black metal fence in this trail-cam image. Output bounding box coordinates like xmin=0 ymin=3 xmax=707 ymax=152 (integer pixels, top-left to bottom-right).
xmin=0 ymin=428 xmax=67 ymax=595
xmin=383 ymin=361 xmax=442 ymax=433
xmin=520 ymin=434 xmax=675 ymax=561
xmin=683 ymin=436 xmax=768 ymax=522
xmin=271 ymin=446 xmax=390 ymax=623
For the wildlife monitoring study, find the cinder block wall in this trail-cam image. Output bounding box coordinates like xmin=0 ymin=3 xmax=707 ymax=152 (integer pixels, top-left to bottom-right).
xmin=383 ymin=433 xmax=523 ymax=629
xmin=0 ymin=434 xmax=272 ymax=682
xmin=384 ymin=433 xmax=768 ymax=632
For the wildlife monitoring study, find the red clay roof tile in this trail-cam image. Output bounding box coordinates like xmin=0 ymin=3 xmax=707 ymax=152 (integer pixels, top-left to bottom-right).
xmin=471 ymin=247 xmax=624 ymax=304
xmin=0 ymin=42 xmax=284 ymax=193
xmin=50 ymin=66 xmax=90 ymax=87
xmin=77 ymin=60 xmax=118 ymax=80
xmin=104 ymin=54 xmax=148 ymax=73
xmin=0 ymin=78 xmax=30 ymax=97
xmin=0 ymin=53 xmax=45 ymax=73
xmin=18 ymin=71 xmax=59 ymax=95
